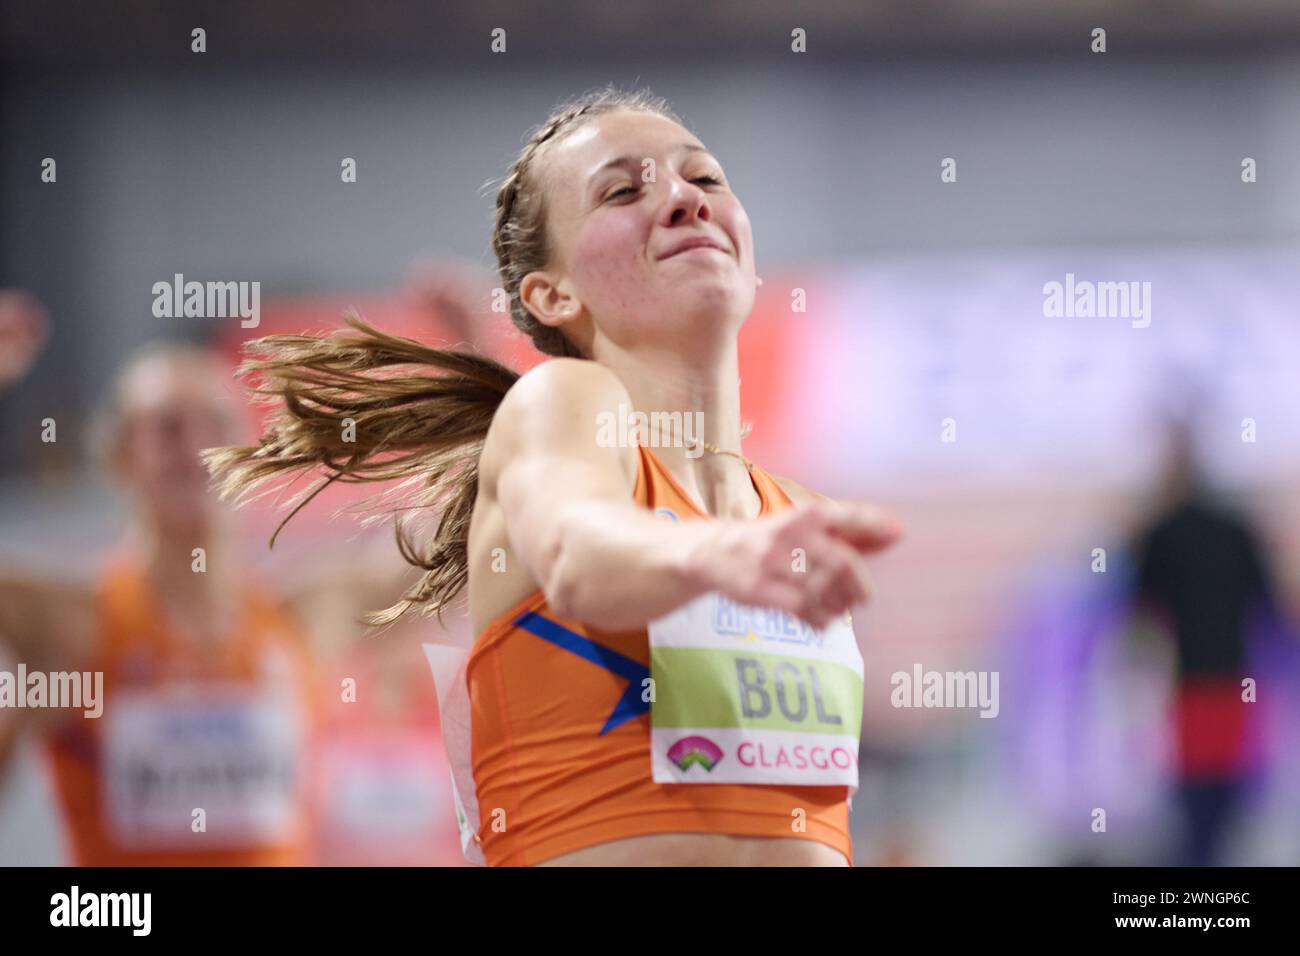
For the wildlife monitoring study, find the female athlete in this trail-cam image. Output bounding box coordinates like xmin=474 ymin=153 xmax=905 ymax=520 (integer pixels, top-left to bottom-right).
xmin=208 ymin=87 xmax=902 ymax=866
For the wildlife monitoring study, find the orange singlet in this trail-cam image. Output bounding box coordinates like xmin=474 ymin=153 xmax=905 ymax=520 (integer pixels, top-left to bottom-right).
xmin=469 ymin=444 xmax=853 ymax=866
xmin=44 ymin=556 xmax=317 ymax=866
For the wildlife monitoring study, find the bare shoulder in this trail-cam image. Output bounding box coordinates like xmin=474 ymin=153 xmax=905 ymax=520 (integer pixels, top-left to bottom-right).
xmin=768 ymin=472 xmax=832 ymax=507
xmin=479 ymin=358 xmax=636 ymax=489
xmin=504 ymin=356 xmax=628 ymax=407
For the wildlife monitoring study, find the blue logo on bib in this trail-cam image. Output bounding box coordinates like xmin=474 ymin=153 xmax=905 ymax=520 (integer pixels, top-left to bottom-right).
xmin=712 ymin=594 xmax=826 ymax=648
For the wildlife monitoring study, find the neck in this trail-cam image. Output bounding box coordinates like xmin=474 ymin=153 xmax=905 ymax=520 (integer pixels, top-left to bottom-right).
xmin=128 ymin=516 xmax=239 ymax=637
xmin=595 ymin=335 xmax=758 ymax=520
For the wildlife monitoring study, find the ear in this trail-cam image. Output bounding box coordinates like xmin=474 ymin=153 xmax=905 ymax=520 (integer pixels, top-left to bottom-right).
xmin=519 ymin=270 xmax=584 ymax=332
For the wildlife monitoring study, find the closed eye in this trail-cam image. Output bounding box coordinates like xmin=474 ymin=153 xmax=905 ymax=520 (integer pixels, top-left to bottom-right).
xmin=605 ymin=175 xmax=725 ymax=202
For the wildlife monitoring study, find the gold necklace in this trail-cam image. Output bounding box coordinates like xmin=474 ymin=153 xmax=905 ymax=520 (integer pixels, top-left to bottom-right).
xmin=665 ymin=418 xmax=755 ymax=471
xmin=681 ymin=421 xmax=754 ymax=476
xmin=686 ymin=438 xmax=754 ymax=472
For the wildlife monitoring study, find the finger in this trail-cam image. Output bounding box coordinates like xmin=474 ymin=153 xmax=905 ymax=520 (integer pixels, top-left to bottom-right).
xmin=822 ymin=537 xmax=872 ymax=605
xmin=796 ymin=556 xmax=845 ymax=630
xmin=758 ymin=580 xmax=811 ymax=623
xmin=822 ymin=501 xmax=903 ymax=553
xmin=826 ymin=559 xmax=872 ymax=614
xmin=790 ymin=599 xmax=832 ymax=632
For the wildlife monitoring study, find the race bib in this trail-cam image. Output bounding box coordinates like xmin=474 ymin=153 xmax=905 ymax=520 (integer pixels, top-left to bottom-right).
xmin=648 ymin=593 xmax=864 ymax=790
xmin=102 ymin=683 xmax=304 ymax=849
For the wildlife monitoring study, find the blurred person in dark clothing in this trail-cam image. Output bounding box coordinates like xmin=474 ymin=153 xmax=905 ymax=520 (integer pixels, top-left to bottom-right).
xmin=1129 ymin=420 xmax=1279 ymax=866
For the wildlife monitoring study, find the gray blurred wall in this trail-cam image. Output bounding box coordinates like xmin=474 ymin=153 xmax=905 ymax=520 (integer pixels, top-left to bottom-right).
xmin=3 ymin=51 xmax=1299 ymax=470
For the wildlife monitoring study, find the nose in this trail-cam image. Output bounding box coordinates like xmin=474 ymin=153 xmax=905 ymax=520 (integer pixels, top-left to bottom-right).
xmin=661 ymin=174 xmax=711 ymax=228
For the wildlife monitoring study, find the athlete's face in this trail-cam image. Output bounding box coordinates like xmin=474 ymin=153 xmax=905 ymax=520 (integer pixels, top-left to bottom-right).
xmin=529 ymin=110 xmax=757 ymax=353
xmin=113 ymin=352 xmax=242 ymax=534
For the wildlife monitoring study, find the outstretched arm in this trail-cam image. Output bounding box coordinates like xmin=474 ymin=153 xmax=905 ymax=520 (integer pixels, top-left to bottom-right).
xmin=0 ymin=571 xmax=96 ymax=778
xmin=481 ymin=359 xmax=901 ymax=633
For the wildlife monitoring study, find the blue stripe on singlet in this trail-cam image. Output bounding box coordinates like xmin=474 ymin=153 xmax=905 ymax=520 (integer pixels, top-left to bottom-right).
xmin=512 ymin=611 xmax=652 ymax=735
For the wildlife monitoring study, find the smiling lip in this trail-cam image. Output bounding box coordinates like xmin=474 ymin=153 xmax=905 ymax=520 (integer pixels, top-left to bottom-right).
xmin=658 ymin=237 xmax=730 ymax=260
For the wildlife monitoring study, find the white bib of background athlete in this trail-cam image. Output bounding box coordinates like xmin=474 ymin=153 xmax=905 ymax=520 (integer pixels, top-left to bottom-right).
xmin=648 ymin=593 xmax=864 ymax=789
xmin=102 ymin=683 xmax=303 ymax=848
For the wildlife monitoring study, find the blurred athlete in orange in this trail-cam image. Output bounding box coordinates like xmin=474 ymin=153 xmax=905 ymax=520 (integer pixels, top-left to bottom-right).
xmin=209 ymin=87 xmax=902 ymax=867
xmin=0 ymin=338 xmax=323 ymax=864
xmin=0 ymin=318 xmax=438 ymax=864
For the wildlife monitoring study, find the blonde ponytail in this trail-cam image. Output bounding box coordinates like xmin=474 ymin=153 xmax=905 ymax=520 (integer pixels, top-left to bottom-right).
xmin=204 ymin=314 xmax=517 ymax=624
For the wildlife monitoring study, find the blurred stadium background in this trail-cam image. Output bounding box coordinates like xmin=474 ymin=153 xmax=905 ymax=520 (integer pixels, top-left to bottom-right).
xmin=2 ymin=0 xmax=1298 ymax=864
